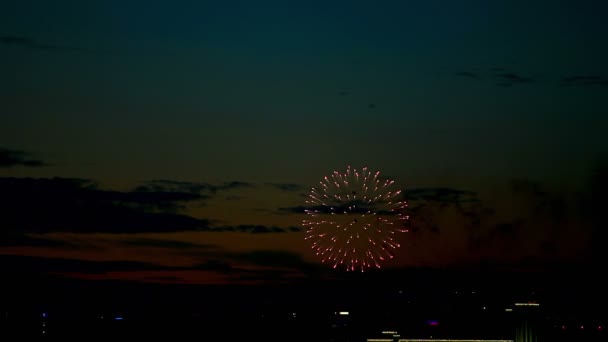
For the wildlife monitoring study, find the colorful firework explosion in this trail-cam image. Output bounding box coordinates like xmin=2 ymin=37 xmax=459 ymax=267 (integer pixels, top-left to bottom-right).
xmin=303 ymin=166 xmax=409 ymax=271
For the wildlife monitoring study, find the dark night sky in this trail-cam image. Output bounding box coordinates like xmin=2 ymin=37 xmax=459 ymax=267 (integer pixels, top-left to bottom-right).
xmin=1 ymin=0 xmax=607 ymax=286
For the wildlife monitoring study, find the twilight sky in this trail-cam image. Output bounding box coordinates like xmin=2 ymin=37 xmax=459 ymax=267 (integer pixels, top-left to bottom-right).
xmin=1 ymin=0 xmax=607 ymax=286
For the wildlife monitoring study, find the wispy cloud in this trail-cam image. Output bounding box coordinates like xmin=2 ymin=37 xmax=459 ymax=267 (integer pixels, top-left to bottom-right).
xmin=404 ymin=187 xmax=478 ymax=204
xmin=1 ymin=34 xmax=95 ymax=53
xmin=494 ymin=72 xmax=534 ymax=86
xmin=138 ymin=179 xmax=252 ymax=195
xmin=454 ymin=68 xmax=535 ymax=87
xmin=0 ymin=247 xmax=321 ymax=285
xmin=0 ymin=176 xmax=303 ymax=238
xmin=206 ymin=224 xmax=303 ymax=233
xmin=585 ymin=160 xmax=608 ymax=263
xmin=455 ymin=67 xmax=608 ymax=89
xmin=0 ymin=147 xmax=47 ymax=167
xmin=0 ymin=255 xmax=167 ymax=274
xmin=0 ymin=177 xmax=211 ymax=234
xmin=119 ymin=238 xmax=218 ymax=249
xmin=560 ymin=75 xmax=608 ymax=87
xmin=231 ymin=250 xmax=320 ymax=271
xmin=266 ymin=182 xmax=306 ymax=192
xmin=0 ymin=233 xmax=79 ymax=248
xmin=454 ymin=71 xmax=480 ymax=79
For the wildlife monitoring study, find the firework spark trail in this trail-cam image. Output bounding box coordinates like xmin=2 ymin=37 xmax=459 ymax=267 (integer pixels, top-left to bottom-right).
xmin=304 ymin=166 xmax=409 ymax=272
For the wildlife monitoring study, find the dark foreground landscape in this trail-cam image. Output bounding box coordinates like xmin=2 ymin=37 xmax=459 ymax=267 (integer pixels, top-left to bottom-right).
xmin=1 ymin=265 xmax=606 ymax=341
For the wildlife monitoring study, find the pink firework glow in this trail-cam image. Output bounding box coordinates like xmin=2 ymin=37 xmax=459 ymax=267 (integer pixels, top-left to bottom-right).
xmin=303 ymin=166 xmax=409 ymax=272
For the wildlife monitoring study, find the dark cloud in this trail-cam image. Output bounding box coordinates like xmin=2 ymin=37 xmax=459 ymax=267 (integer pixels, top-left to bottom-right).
xmin=0 ymin=176 xmax=305 ymax=238
xmin=395 ymin=187 xmax=494 ymax=239
xmin=192 ymin=259 xmax=234 ymax=272
xmin=132 ymin=179 xmax=253 ymax=209
xmin=460 ymin=178 xmax=590 ymax=256
xmin=509 ymin=179 xmax=547 ymax=198
xmin=228 ymin=268 xmax=303 ymax=283
xmin=0 ymin=177 xmax=211 ymax=234
xmin=457 ymin=69 xmax=608 ymax=88
xmin=278 ymin=187 xmax=478 ymax=236
xmin=468 ymin=219 xmax=525 ymax=252
xmin=140 ymin=179 xmax=252 ymax=194
xmin=494 ymin=72 xmax=534 ymax=85
xmin=278 ymin=203 xmax=378 ymax=216
xmin=0 ymin=250 xmax=317 ymax=285
xmin=278 ymin=204 xmax=349 ymax=215
xmin=0 ymin=35 xmax=34 ymax=45
xmin=560 ymin=75 xmax=608 ymax=87
xmin=489 ymin=67 xmax=507 ymax=72
xmin=454 ymin=69 xmax=535 ymax=87
xmin=511 ymin=180 xmax=572 ymax=224
xmin=457 ymin=68 xmax=608 ymax=88
xmin=193 ymin=256 xmax=313 ymax=283
xmin=215 ymin=181 xmax=253 ymax=192
xmin=1 ymin=247 xmax=312 ymax=277
xmin=110 ymin=190 xmax=206 ymax=213
xmin=232 ymin=250 xmax=319 ymax=271
xmin=455 ymin=71 xmax=480 ymax=79
xmin=208 ymin=224 xmax=302 ymax=234
xmin=404 ymin=187 xmax=478 ymax=204
xmin=278 ymin=187 xmax=488 ymax=240
xmin=143 ymin=276 xmax=182 ymax=282
xmin=0 ymin=148 xmax=47 ymax=167
xmin=586 ymin=160 xmax=608 ymax=263
xmin=134 ymin=179 xmax=209 ymax=195
xmin=0 ymin=255 xmax=168 ymax=274
xmin=0 ymin=233 xmax=78 ymax=248
xmin=266 ymin=183 xmax=306 ymax=192
xmin=176 ymin=248 xmax=318 ymax=277
xmin=509 ymin=179 xmax=571 ymax=234
xmin=119 ymin=238 xmax=217 ymax=250
xmin=0 ymin=34 xmax=94 ymax=53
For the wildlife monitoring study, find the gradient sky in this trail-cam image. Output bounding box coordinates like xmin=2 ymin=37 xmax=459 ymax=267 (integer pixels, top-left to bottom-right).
xmin=1 ymin=0 xmax=607 ymax=286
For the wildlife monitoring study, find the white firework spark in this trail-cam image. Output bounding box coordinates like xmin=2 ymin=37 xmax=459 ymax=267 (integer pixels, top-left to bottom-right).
xmin=303 ymin=166 xmax=409 ymax=272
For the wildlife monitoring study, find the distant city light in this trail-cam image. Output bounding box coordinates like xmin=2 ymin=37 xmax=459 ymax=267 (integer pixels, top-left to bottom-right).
xmin=42 ymin=313 xmax=46 ymax=318
xmin=395 ymin=340 xmax=514 ymax=342
xmin=505 ymin=308 xmax=513 ymax=312
xmin=426 ymin=320 xmax=440 ymax=326
xmin=115 ymin=317 xmax=123 ymax=320
xmin=339 ymin=311 xmax=349 ymax=315
xmin=514 ymin=302 xmax=539 ymax=307
xmin=382 ymin=331 xmax=398 ymax=335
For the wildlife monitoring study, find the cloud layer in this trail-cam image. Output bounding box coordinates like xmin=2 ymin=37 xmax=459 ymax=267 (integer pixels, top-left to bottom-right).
xmin=0 ymin=148 xmax=47 ymax=167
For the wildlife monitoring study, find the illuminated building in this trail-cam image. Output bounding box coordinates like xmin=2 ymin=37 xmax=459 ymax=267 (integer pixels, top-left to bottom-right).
xmin=367 ymin=339 xmax=513 ymax=342
xmin=511 ymin=302 xmax=541 ymax=342
xmin=329 ymin=310 xmax=352 ymax=341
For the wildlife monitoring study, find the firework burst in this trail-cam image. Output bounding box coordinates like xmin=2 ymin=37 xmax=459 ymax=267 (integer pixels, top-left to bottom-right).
xmin=303 ymin=166 xmax=409 ymax=272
